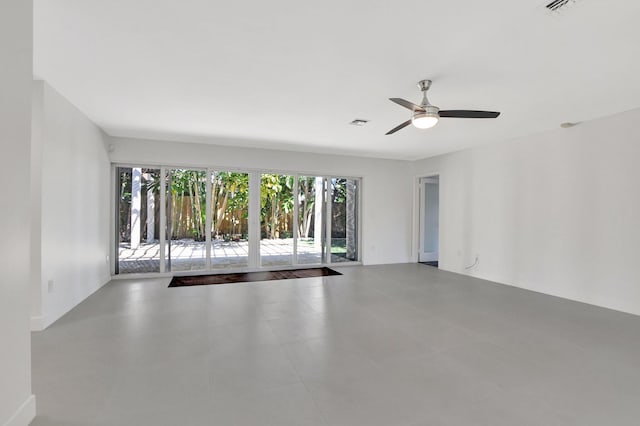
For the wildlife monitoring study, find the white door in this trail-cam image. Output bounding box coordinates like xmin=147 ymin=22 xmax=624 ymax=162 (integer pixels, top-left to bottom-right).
xmin=419 ymin=176 xmax=439 ymax=263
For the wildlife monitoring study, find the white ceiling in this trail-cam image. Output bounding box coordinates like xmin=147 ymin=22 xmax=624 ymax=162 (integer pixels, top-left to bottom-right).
xmin=34 ymin=0 xmax=640 ymax=160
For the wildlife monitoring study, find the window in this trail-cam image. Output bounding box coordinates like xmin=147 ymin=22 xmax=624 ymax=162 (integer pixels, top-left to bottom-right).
xmin=114 ymin=166 xmax=360 ymax=274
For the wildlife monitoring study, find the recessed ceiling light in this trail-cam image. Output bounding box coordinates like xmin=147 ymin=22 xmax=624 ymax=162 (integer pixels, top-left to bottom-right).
xmin=350 ymin=119 xmax=369 ymax=126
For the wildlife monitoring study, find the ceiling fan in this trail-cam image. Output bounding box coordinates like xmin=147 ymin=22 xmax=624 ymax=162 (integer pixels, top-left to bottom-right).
xmin=386 ymin=80 xmax=500 ymax=135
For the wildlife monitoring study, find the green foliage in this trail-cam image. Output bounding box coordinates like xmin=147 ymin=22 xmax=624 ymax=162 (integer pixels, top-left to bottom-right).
xmin=261 ymin=174 xmax=294 ymax=239
xmin=120 ymin=170 xmax=308 ymax=241
xmin=169 ymin=169 xmax=207 ymax=240
xmin=211 ymin=172 xmax=249 ymax=236
xmin=331 ymin=178 xmax=347 ymax=203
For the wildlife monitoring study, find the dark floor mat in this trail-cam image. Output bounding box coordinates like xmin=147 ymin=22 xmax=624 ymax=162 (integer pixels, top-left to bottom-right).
xmin=169 ymin=267 xmax=342 ymax=287
xmin=420 ymin=261 xmax=439 ymax=267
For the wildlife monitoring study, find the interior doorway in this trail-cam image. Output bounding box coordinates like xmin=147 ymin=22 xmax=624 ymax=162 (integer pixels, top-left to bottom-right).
xmin=419 ymin=175 xmax=439 ymax=267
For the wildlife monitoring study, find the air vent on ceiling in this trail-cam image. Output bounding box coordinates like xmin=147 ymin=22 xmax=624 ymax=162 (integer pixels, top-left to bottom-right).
xmin=546 ymin=0 xmax=577 ymax=12
xmin=349 ymin=119 xmax=369 ymax=126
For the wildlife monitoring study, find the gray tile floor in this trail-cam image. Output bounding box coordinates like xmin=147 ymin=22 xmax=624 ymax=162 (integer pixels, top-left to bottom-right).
xmin=31 ymin=264 xmax=640 ymax=425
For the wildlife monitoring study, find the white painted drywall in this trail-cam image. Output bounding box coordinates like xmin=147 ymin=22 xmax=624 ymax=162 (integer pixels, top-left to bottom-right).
xmin=30 ymin=81 xmax=44 ymax=329
xmin=412 ymin=108 xmax=640 ymax=316
xmin=0 ymin=0 xmax=36 ymax=424
xmin=108 ymin=137 xmax=414 ymax=266
xmin=31 ymin=81 xmax=111 ymax=329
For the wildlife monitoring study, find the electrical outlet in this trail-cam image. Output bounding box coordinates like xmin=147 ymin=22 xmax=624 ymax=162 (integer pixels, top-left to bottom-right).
xmin=47 ymin=280 xmax=54 ymax=293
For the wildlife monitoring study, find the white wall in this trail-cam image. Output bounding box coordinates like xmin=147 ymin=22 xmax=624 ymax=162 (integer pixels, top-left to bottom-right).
xmin=0 ymin=0 xmax=36 ymax=424
xmin=30 ymin=80 xmax=44 ymax=330
xmin=412 ymin=108 xmax=640 ymax=316
xmin=108 ymin=137 xmax=414 ymax=266
xmin=31 ymin=81 xmax=111 ymax=329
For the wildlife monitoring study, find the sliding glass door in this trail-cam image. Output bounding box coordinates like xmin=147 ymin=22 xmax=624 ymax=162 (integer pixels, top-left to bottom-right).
xmin=296 ymin=176 xmax=326 ymax=264
xmin=260 ymin=174 xmax=294 ymax=267
xmin=210 ymin=171 xmax=249 ymax=269
xmin=330 ymin=178 xmax=359 ymax=262
xmin=167 ymin=169 xmax=207 ymax=272
xmin=115 ymin=166 xmax=360 ymax=274
xmin=116 ymin=167 xmax=162 ymax=274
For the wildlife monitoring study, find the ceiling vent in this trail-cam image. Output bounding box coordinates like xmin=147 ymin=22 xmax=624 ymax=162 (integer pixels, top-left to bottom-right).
xmin=349 ymin=119 xmax=369 ymax=126
xmin=546 ymin=0 xmax=578 ymax=12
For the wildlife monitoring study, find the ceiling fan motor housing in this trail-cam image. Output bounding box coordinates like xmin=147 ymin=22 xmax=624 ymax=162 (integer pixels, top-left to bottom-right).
xmin=417 ymin=105 xmax=439 ymax=116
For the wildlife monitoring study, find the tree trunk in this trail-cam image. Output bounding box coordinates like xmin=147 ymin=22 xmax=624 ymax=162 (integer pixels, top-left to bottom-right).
xmin=304 ymin=205 xmax=313 ymax=238
xmin=271 ymin=198 xmax=278 ymax=239
xmin=130 ymin=168 xmax=142 ymax=248
xmin=215 ymin=188 xmax=229 ymax=236
xmin=191 ymin=173 xmax=204 ymax=239
xmin=177 ymin=190 xmax=185 ymax=238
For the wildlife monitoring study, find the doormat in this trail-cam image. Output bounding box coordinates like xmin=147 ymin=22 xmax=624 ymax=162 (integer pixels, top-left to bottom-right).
xmin=169 ymin=267 xmax=342 ymax=287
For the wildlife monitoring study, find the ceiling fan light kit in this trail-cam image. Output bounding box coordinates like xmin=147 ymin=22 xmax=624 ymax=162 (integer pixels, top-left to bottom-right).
xmin=386 ymin=79 xmax=501 ymax=135
xmin=412 ymin=109 xmax=439 ymax=129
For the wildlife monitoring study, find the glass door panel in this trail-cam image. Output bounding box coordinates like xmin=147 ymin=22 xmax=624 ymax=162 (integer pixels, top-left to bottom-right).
xmin=330 ymin=178 xmax=359 ymax=262
xmin=117 ymin=167 xmax=161 ymax=274
xmin=167 ymin=169 xmax=207 ymax=271
xmin=210 ymin=171 xmax=250 ymax=269
xmin=296 ymin=176 xmax=325 ymax=264
xmin=260 ymin=174 xmax=294 ymax=266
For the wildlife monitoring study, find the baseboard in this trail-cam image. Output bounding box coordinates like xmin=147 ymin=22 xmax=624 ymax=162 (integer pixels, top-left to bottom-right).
xmin=41 ymin=275 xmax=113 ymax=330
xmin=2 ymin=395 xmax=36 ymax=426
xmin=30 ymin=316 xmax=44 ymax=332
xmin=440 ymin=264 xmax=640 ymax=317
xmin=102 ymin=274 xmax=112 ymax=286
